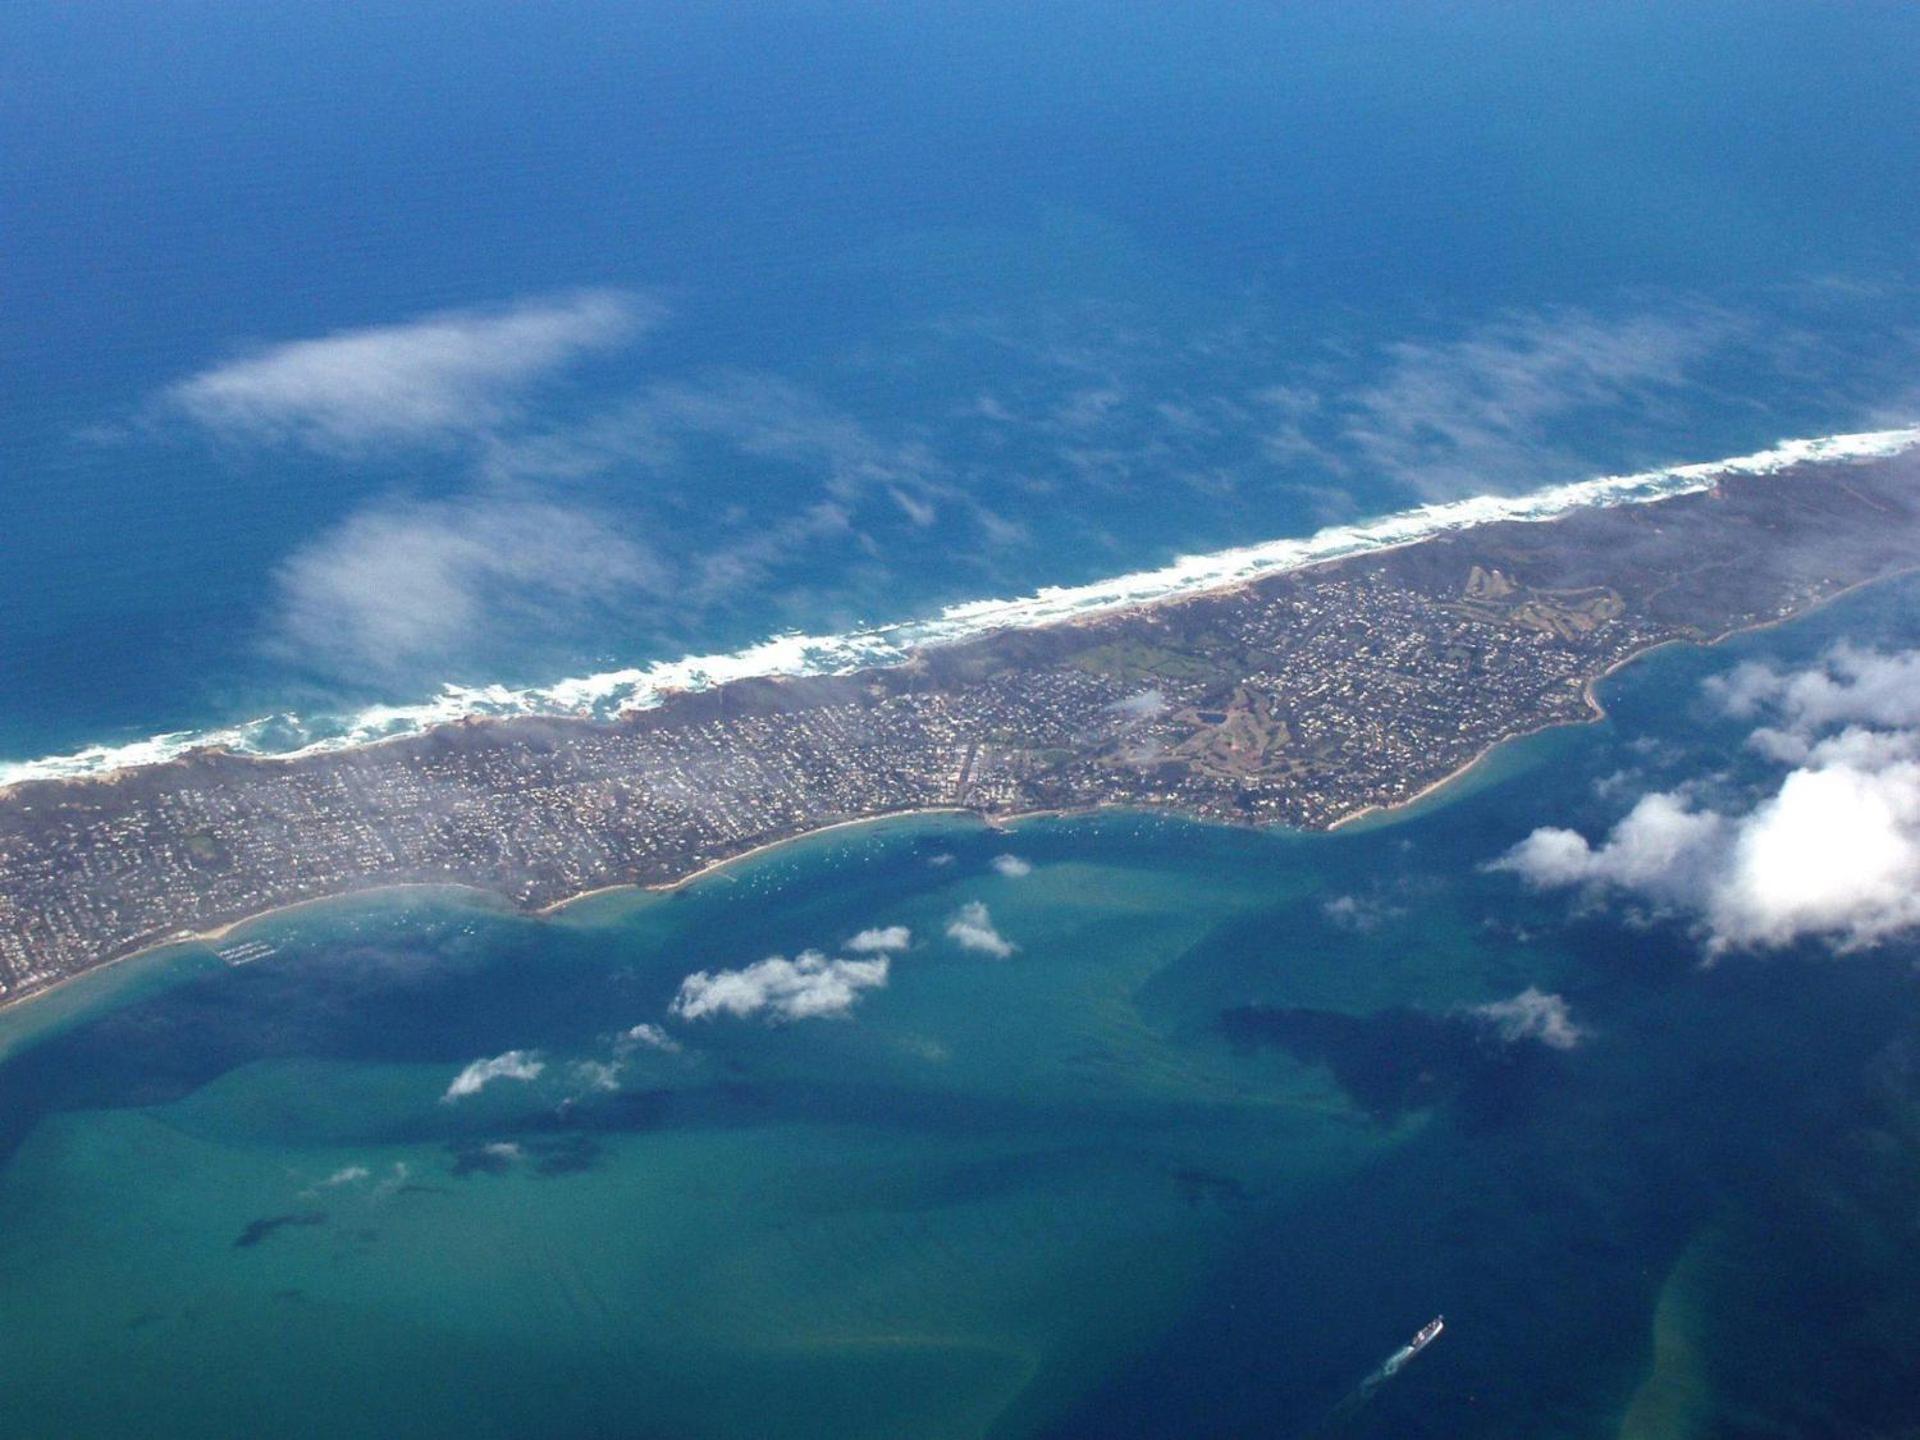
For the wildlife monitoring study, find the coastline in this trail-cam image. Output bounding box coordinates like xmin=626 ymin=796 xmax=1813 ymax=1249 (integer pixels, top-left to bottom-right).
xmin=1326 ymin=638 xmax=1661 ymax=834
xmin=1326 ymin=723 xmax=1566 ymax=834
xmin=534 ymin=807 xmax=987 ymax=914
xmin=0 ymin=882 xmax=510 ymax=1023
xmin=0 ymin=512 xmax=1675 ymax=810
xmin=6 ymin=544 xmax=1918 ymax=1028
xmin=1327 ymin=564 xmax=1920 ymax=836
xmin=2 ymin=569 xmax=1904 ymax=1026
xmin=0 ymin=631 xmax=1718 ymax=1022
xmin=0 ymin=816 xmax=993 ymax=1022
xmin=8 ymin=426 xmax=1915 ymax=800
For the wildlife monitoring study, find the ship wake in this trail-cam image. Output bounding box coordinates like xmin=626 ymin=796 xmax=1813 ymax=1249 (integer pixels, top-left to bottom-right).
xmin=1312 ymin=1317 xmax=1445 ymax=1436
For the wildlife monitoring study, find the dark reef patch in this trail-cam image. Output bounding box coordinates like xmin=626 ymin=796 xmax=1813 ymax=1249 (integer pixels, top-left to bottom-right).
xmin=233 ymin=1212 xmax=327 ymax=1249
xmin=447 ymin=1133 xmax=604 ymax=1179
xmin=448 ymin=1141 xmax=518 ymax=1178
xmin=1171 ymin=1167 xmax=1253 ymax=1210
xmin=1219 ymin=1003 xmax=1557 ymax=1127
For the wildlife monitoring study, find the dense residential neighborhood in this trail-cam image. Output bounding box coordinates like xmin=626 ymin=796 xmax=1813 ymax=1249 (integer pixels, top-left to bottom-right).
xmin=2 ymin=454 xmax=1915 ymax=1005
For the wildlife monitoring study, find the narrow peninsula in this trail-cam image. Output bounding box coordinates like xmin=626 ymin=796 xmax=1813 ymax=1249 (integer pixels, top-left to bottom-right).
xmin=4 ymin=451 xmax=1918 ymax=1006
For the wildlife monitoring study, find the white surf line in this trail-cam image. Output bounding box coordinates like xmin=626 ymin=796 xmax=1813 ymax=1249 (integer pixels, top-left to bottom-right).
xmin=5 ymin=425 xmax=1917 ymax=789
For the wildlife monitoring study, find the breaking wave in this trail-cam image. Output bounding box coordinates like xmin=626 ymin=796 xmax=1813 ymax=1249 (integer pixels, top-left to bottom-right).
xmin=5 ymin=426 xmax=1917 ymax=788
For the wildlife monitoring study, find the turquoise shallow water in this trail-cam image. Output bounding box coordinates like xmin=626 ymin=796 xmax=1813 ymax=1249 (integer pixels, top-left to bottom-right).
xmin=0 ymin=823 xmax=1390 ymax=1438
xmin=6 ymin=582 xmax=1920 ymax=1438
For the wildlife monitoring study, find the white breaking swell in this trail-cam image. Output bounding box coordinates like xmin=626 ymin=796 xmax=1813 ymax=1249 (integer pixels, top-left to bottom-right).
xmin=5 ymin=426 xmax=1917 ymax=789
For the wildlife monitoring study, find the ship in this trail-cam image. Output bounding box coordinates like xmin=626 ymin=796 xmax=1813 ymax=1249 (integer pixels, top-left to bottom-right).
xmin=1325 ymin=1314 xmax=1451 ymax=1426
xmin=1376 ymin=1316 xmax=1444 ymax=1380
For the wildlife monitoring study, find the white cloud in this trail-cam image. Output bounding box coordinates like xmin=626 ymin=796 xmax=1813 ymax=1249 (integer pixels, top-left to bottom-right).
xmin=890 ymin=486 xmax=938 ymax=526
xmin=1321 ymin=892 xmax=1404 ymax=933
xmin=571 ymin=1060 xmax=623 ymax=1094
xmin=946 ymin=901 xmax=1015 ymax=958
xmin=442 ymin=1049 xmax=546 ymax=1102
xmin=1496 ymin=647 xmax=1920 ymax=954
xmin=1107 ymin=689 xmax=1169 ymax=719
xmin=318 ymin=1165 xmax=370 ymax=1188
xmin=990 ymin=854 xmax=1033 ymax=878
xmin=168 ymin=290 xmax=656 ymax=452
xmin=270 ymin=495 xmax=660 ymax=682
xmin=1470 ymin=988 xmax=1585 ymax=1050
xmin=670 ymin=950 xmax=889 ymax=1023
xmin=846 ymin=925 xmax=912 ymax=954
xmin=1495 ymin=792 xmax=1729 ymax=900
xmin=1708 ymin=645 xmax=1920 ymax=760
xmin=615 ymin=1022 xmax=681 ymax=1055
xmin=1708 ymin=757 xmax=1920 ymax=950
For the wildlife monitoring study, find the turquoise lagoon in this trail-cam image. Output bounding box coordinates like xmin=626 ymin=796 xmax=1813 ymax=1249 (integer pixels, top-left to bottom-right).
xmin=4 ymin=584 xmax=1920 ymax=1438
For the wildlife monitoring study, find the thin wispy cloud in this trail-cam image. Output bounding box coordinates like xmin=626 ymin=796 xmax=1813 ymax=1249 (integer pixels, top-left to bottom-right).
xmin=1494 ymin=647 xmax=1920 ymax=954
xmin=169 ymin=289 xmax=658 ymax=453
xmin=615 ymin=1022 xmax=681 ymax=1055
xmin=946 ymin=900 xmax=1015 ymax=958
xmin=269 ymin=495 xmax=661 ymax=683
xmin=1469 ymin=988 xmax=1585 ymax=1050
xmin=937 ymin=292 xmax=1778 ymax=521
xmin=1320 ymin=305 xmax=1737 ymax=498
xmin=443 ymin=1049 xmax=545 ymax=1102
xmin=570 ymin=1060 xmax=623 ymax=1094
xmin=489 ymin=369 xmax=946 ymax=506
xmin=557 ymin=1024 xmax=688 ymax=1099
xmin=670 ymin=950 xmax=890 ymax=1022
xmin=1107 ymin=689 xmax=1169 ymax=720
xmin=477 ymin=367 xmax=962 ymax=603
xmin=1321 ymin=892 xmax=1403 ymax=933
xmin=641 ymin=373 xmax=944 ymax=505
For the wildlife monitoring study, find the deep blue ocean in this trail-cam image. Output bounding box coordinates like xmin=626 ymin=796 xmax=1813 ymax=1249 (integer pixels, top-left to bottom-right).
xmin=7 ymin=5 xmax=1920 ymax=1436
xmin=5 ymin=1 xmax=1920 ymax=765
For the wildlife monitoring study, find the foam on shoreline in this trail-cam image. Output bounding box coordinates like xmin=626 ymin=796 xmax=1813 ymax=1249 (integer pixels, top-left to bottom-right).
xmin=5 ymin=425 xmax=1916 ymax=789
